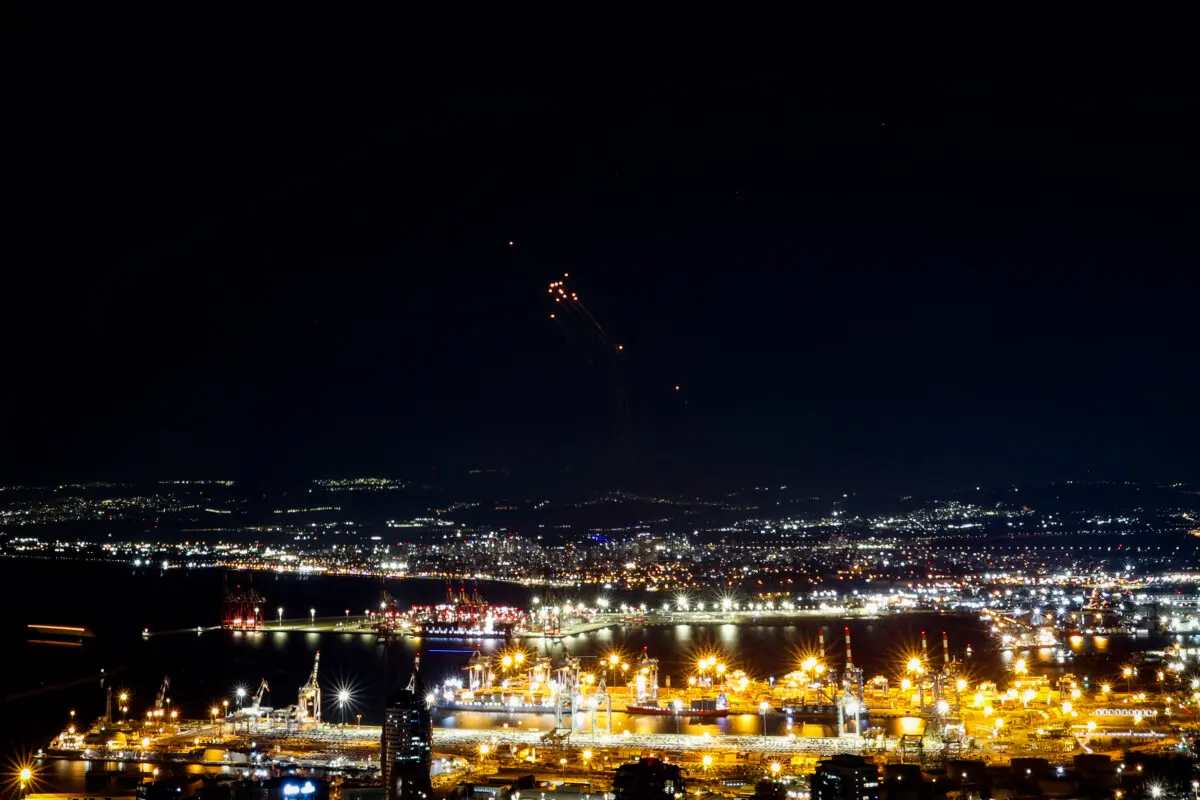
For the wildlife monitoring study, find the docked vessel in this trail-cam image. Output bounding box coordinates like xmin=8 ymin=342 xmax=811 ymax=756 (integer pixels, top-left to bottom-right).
xmin=413 ymin=622 xmax=513 ymax=639
xmin=625 ymin=703 xmax=729 ymax=718
xmin=376 ymin=586 xmax=524 ymax=639
xmin=778 ymin=703 xmax=842 ymax=720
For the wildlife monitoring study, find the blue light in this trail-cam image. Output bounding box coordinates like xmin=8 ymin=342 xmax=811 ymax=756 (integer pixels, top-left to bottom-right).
xmin=301 ymin=782 xmax=316 ymax=795
xmin=282 ymin=785 xmax=300 ymax=796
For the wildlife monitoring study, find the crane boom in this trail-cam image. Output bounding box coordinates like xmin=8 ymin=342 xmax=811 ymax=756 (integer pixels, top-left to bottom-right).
xmin=155 ymin=676 xmax=170 ymax=711
xmin=308 ymin=650 xmax=320 ymax=686
xmin=298 ymin=651 xmax=321 ymax=723
xmin=253 ymin=678 xmax=270 ymax=708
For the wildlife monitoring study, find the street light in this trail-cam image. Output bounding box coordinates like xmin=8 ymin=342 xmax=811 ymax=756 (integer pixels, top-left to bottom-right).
xmin=278 ymin=607 xmax=284 ymax=628
xmin=759 ymin=700 xmax=770 ymax=736
xmin=310 ymin=608 xmax=316 ymax=626
xmin=336 ymin=689 xmax=352 ymax=722
xmin=236 ymin=687 xmax=246 ymax=709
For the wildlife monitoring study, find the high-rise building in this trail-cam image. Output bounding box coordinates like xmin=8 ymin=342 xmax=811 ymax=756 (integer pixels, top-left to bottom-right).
xmin=381 ymin=670 xmax=433 ymax=800
xmin=813 ymin=754 xmax=880 ymax=800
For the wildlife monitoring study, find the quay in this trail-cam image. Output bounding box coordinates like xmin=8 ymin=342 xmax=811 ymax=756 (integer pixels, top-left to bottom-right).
xmin=41 ymin=710 xmax=1179 ymax=771
xmin=42 ymin=719 xmax=882 ymax=770
xmin=146 ymin=605 xmax=896 ymax=641
xmin=143 ymin=615 xmax=375 ymax=637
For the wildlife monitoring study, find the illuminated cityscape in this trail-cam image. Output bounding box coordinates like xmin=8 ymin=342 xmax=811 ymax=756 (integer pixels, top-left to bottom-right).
xmin=3 ymin=477 xmax=1200 ymax=798
xmin=3 ymin=58 xmax=1200 ymax=800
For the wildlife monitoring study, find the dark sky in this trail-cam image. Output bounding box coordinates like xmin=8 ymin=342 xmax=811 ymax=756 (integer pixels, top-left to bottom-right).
xmin=3 ymin=24 xmax=1198 ymax=492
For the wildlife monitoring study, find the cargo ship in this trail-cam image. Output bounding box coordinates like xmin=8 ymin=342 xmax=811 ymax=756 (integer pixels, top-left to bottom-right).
xmin=413 ymin=622 xmax=514 ymax=639
xmin=625 ymin=703 xmax=729 ymax=718
xmin=778 ymin=702 xmax=842 ymax=720
xmin=375 ymin=586 xmax=525 ymax=639
xmin=626 ymin=695 xmax=730 ymax=718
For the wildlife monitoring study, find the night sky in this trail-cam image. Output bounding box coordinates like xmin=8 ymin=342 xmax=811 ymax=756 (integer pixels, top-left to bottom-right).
xmin=3 ymin=26 xmax=1197 ymax=492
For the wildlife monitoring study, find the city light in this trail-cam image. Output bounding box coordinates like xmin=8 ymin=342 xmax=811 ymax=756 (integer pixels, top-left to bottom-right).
xmin=9 ymin=470 xmax=1200 ymax=787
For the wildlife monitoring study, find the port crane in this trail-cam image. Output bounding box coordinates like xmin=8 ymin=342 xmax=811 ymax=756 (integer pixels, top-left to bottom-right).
xmin=154 ymin=676 xmax=170 ymax=712
xmin=251 ymin=678 xmax=270 ymax=710
xmin=298 ymin=651 xmax=321 ymax=723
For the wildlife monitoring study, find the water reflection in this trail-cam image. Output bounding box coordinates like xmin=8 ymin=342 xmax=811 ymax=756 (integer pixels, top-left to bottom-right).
xmin=434 ymin=709 xmax=926 ymax=739
xmin=33 ymin=758 xmax=236 ymax=795
xmin=20 ymin=610 xmax=1009 ymax=753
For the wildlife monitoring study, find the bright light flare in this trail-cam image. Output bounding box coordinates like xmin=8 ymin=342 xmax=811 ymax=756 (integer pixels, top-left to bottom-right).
xmin=685 ymin=644 xmax=733 ymax=680
xmin=329 ymin=677 xmax=363 ymax=718
xmin=496 ymin=645 xmax=533 ymax=671
xmin=7 ymin=755 xmax=41 ymax=796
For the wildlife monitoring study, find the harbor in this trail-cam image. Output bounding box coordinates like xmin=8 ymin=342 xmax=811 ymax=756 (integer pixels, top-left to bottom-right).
xmin=9 ymin=567 xmax=1200 ymax=799
xmin=31 ymin=618 xmax=1194 ymax=782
